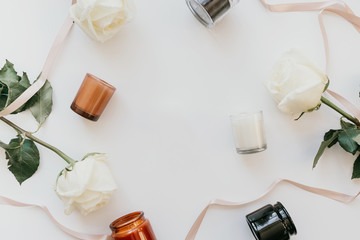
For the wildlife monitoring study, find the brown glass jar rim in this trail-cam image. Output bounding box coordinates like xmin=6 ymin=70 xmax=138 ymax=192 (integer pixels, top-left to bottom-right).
xmin=86 ymin=73 xmax=116 ymax=91
xmin=110 ymin=211 xmax=144 ymax=231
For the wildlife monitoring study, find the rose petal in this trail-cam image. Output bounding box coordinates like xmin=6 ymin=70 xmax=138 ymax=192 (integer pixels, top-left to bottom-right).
xmin=55 ymin=154 xmax=117 ymax=215
xmin=267 ymin=50 xmax=327 ymax=115
xmin=70 ymin=0 xmax=135 ymax=42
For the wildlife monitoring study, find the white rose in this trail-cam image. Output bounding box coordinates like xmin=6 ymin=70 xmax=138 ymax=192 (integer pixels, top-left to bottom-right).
xmin=70 ymin=0 xmax=136 ymax=42
xmin=266 ymin=50 xmax=328 ymax=115
xmin=55 ymin=153 xmax=117 ymax=215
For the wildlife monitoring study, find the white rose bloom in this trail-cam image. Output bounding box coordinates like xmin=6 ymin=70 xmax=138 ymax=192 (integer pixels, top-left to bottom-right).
xmin=70 ymin=0 xmax=136 ymax=42
xmin=266 ymin=50 xmax=328 ymax=115
xmin=55 ymin=153 xmax=117 ymax=215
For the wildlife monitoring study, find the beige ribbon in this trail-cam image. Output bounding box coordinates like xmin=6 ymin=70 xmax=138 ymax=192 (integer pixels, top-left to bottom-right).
xmin=327 ymin=89 xmax=360 ymax=120
xmin=259 ymin=0 xmax=360 ymax=119
xmin=1 ymin=0 xmax=360 ymax=239
xmin=0 ymin=0 xmax=112 ymax=239
xmin=0 ymin=195 xmax=111 ymax=240
xmin=186 ymin=2 xmax=360 ymax=238
xmin=0 ymin=2 xmax=75 ymax=117
xmin=185 ymin=178 xmax=360 ymax=240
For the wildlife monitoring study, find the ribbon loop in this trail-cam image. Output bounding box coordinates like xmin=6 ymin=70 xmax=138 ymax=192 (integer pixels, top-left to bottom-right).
xmin=0 ymin=195 xmax=111 ymax=240
xmin=0 ymin=0 xmax=76 ymax=117
xmin=260 ymin=0 xmax=360 ymax=119
xmin=0 ymin=16 xmax=74 ymax=117
xmin=185 ymin=178 xmax=360 ymax=240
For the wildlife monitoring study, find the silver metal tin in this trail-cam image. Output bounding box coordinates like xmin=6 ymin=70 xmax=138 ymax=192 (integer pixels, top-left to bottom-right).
xmin=186 ymin=0 xmax=231 ymax=28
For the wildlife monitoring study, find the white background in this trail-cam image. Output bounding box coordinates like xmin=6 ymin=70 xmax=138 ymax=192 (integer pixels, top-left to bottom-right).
xmin=0 ymin=0 xmax=360 ymax=239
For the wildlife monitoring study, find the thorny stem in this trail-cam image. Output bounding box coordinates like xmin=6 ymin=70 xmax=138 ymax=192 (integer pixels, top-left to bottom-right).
xmin=0 ymin=117 xmax=74 ymax=164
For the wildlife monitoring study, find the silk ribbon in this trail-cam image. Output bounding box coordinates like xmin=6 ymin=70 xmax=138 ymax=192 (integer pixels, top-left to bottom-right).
xmin=1 ymin=0 xmax=360 ymax=239
xmin=185 ymin=178 xmax=360 ymax=240
xmin=259 ymin=0 xmax=360 ymax=119
xmin=0 ymin=0 xmax=111 ymax=239
xmin=186 ymin=3 xmax=360 ymax=238
xmin=0 ymin=1 xmax=76 ymax=117
xmin=0 ymin=195 xmax=111 ymax=239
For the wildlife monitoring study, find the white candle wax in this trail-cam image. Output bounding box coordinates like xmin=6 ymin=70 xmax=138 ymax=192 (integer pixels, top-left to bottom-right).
xmin=230 ymin=111 xmax=266 ymax=154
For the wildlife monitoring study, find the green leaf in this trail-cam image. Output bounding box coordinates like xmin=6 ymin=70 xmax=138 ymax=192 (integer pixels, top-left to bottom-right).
xmin=0 ymin=84 xmax=7 ymax=110
xmin=0 ymin=61 xmax=53 ymax=119
xmin=338 ymin=128 xmax=360 ymax=155
xmin=313 ymin=130 xmax=339 ymax=168
xmin=324 ymin=129 xmax=339 ymax=148
xmin=352 ymin=154 xmax=360 ymax=179
xmin=0 ymin=136 xmax=40 ymax=185
xmin=11 ymin=72 xmax=32 ymax=114
xmin=0 ymin=61 xmax=23 ymax=104
xmin=340 ymin=119 xmax=356 ymax=130
xmin=0 ymin=60 xmax=21 ymax=88
xmin=29 ymin=80 xmax=53 ymax=125
xmin=0 ymin=61 xmax=31 ymax=113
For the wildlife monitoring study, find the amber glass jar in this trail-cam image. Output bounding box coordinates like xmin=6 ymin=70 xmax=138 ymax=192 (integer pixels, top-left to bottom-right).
xmin=71 ymin=73 xmax=116 ymax=121
xmin=110 ymin=211 xmax=157 ymax=240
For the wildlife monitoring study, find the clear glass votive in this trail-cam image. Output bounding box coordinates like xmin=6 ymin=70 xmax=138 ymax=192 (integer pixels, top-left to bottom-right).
xmin=70 ymin=73 xmax=116 ymax=121
xmin=230 ymin=111 xmax=267 ymax=154
xmin=185 ymin=0 xmax=240 ymax=28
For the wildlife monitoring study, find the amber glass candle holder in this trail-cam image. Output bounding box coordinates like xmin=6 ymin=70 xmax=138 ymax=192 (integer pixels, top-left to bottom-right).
xmin=71 ymin=73 xmax=116 ymax=121
xmin=110 ymin=211 xmax=157 ymax=240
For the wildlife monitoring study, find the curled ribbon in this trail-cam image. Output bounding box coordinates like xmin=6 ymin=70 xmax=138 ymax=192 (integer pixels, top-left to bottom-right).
xmin=0 ymin=0 xmax=111 ymax=239
xmin=0 ymin=195 xmax=111 ymax=240
xmin=186 ymin=1 xmax=360 ymax=239
xmin=1 ymin=0 xmax=360 ymax=239
xmin=259 ymin=0 xmax=360 ymax=120
xmin=0 ymin=1 xmax=76 ymax=117
xmin=185 ymin=178 xmax=360 ymax=240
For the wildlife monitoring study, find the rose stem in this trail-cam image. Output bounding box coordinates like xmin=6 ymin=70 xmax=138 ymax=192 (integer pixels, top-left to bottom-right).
xmin=321 ymin=96 xmax=360 ymax=127
xmin=0 ymin=116 xmax=74 ymax=164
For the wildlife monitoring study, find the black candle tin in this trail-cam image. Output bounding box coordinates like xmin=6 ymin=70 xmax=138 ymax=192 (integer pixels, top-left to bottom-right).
xmin=246 ymin=202 xmax=297 ymax=240
xmin=186 ymin=0 xmax=232 ymax=28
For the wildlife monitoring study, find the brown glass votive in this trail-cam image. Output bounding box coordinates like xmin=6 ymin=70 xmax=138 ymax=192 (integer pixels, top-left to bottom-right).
xmin=71 ymin=73 xmax=115 ymax=121
xmin=110 ymin=211 xmax=157 ymax=240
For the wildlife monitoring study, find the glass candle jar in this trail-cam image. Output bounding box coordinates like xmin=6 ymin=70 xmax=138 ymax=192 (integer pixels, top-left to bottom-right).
xmin=246 ymin=202 xmax=297 ymax=240
xmin=230 ymin=111 xmax=267 ymax=154
xmin=71 ymin=73 xmax=116 ymax=121
xmin=185 ymin=0 xmax=240 ymax=28
xmin=110 ymin=211 xmax=157 ymax=240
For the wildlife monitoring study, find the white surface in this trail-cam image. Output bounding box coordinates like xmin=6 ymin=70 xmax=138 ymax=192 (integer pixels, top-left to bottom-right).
xmin=0 ymin=0 xmax=360 ymax=239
